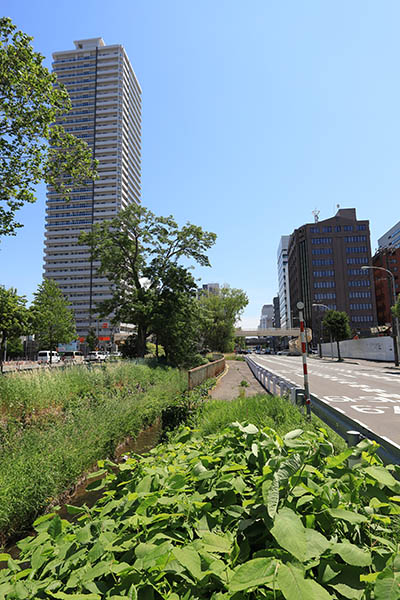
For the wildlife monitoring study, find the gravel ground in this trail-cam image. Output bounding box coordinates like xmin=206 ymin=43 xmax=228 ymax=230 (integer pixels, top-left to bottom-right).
xmin=210 ymin=360 xmax=266 ymax=401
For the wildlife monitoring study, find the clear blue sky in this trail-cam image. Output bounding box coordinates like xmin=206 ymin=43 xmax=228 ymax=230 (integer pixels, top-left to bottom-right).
xmin=1 ymin=0 xmax=399 ymax=327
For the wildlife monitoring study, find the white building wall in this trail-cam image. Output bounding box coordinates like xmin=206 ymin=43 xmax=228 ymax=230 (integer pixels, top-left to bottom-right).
xmin=321 ymin=336 xmax=394 ymax=361
xmin=43 ymin=38 xmax=141 ymax=345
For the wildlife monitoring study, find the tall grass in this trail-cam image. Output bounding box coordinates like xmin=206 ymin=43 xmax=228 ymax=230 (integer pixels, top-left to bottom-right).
xmin=0 ymin=361 xmax=171 ymax=419
xmin=193 ymin=394 xmax=346 ymax=452
xmin=0 ymin=363 xmax=187 ymax=544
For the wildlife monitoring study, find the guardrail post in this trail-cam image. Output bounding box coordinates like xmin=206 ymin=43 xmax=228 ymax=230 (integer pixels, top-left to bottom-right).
xmin=295 ymin=389 xmax=305 ymax=409
xmin=347 ymin=430 xmax=363 ymax=468
xmin=347 ymin=430 xmax=362 ymax=447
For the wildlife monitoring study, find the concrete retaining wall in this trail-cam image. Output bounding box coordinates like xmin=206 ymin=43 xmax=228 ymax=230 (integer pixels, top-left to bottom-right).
xmin=188 ymin=357 xmax=225 ymax=390
xmin=321 ymin=336 xmax=394 ymax=361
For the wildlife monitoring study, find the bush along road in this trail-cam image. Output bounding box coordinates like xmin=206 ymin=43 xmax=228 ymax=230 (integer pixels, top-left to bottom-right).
xmin=0 ymin=420 xmax=399 ymax=599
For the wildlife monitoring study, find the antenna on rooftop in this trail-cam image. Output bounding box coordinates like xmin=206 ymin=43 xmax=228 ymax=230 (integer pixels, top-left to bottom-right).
xmin=312 ymin=208 xmax=320 ymax=223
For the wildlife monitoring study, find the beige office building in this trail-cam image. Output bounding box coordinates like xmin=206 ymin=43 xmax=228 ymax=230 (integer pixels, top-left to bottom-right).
xmin=43 ymin=38 xmax=141 ymax=347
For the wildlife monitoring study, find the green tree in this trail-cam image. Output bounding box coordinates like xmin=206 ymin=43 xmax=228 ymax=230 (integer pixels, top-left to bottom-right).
xmin=0 ymin=18 xmax=97 ymax=237
xmin=199 ymin=286 xmax=248 ymax=353
xmin=5 ymin=336 xmax=24 ymax=359
xmin=0 ymin=287 xmax=28 ymax=373
xmin=392 ymin=294 xmax=400 ymax=320
xmin=80 ymin=203 xmax=216 ymax=358
xmin=30 ymin=279 xmax=76 ymax=363
xmin=152 ymin=265 xmax=204 ymax=367
xmin=85 ymin=328 xmax=98 ymax=352
xmin=322 ymin=310 xmax=351 ymax=362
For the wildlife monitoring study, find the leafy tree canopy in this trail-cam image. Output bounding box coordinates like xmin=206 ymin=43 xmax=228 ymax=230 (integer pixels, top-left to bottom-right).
xmin=30 ymin=278 xmax=76 ymax=360
xmin=322 ymin=310 xmax=351 ymax=361
xmin=85 ymin=328 xmax=99 ymax=352
xmin=199 ymin=286 xmax=248 ymax=353
xmin=0 ymin=286 xmax=28 ymax=372
xmin=80 ymin=203 xmax=217 ymax=359
xmin=392 ymin=294 xmax=400 ymax=320
xmin=0 ymin=17 xmax=97 ymax=237
xmin=152 ymin=265 xmax=205 ymax=367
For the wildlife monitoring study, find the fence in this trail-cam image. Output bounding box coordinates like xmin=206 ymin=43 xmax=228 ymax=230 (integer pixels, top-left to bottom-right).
xmin=246 ymin=356 xmax=400 ymax=465
xmin=321 ymin=336 xmax=394 ymax=361
xmin=188 ymin=356 xmax=225 ymax=390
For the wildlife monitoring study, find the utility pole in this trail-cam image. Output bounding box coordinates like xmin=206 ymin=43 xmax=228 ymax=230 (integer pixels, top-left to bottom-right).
xmin=297 ymin=301 xmax=311 ymax=420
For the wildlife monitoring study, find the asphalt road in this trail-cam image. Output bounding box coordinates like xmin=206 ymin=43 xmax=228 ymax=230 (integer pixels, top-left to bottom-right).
xmin=251 ymin=354 xmax=400 ymax=447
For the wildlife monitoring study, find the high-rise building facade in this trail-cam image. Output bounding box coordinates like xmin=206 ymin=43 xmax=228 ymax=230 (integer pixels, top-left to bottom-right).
xmin=273 ymin=295 xmax=281 ymax=328
xmin=258 ymin=304 xmax=274 ymax=329
xmin=288 ymin=208 xmax=377 ymax=336
xmin=378 ymin=220 xmax=400 ymax=250
xmin=43 ymin=38 xmax=141 ymax=346
xmin=277 ymin=235 xmax=291 ymax=328
xmin=372 ymin=247 xmax=400 ymax=326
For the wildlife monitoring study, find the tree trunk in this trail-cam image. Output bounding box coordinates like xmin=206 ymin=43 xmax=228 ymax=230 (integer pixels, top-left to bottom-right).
xmin=0 ymin=336 xmax=5 ymax=375
xmin=137 ymin=324 xmax=147 ymax=358
xmin=336 ymin=339 xmax=342 ymax=362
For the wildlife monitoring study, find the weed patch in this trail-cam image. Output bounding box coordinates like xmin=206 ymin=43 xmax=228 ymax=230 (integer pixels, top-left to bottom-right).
xmin=1 ymin=423 xmax=399 ymax=598
xmin=0 ymin=363 xmax=187 ymax=544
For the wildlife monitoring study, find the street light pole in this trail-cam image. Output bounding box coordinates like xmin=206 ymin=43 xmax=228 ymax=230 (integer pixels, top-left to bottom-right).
xmin=312 ymin=303 xmax=334 ymax=359
xmin=361 ymin=265 xmax=399 ymax=367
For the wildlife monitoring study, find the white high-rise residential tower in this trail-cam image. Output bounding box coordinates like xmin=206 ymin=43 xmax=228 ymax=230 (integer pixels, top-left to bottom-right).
xmin=277 ymin=235 xmax=291 ymax=328
xmin=43 ymin=38 xmax=141 ymax=347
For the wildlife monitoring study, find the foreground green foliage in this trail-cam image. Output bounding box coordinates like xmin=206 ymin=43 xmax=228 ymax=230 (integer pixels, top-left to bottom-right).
xmin=0 ymin=363 xmax=187 ymax=542
xmin=1 ymin=422 xmax=399 ymax=599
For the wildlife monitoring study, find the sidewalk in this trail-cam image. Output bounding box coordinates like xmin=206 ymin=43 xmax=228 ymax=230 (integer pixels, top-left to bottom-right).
xmin=210 ymin=360 xmax=266 ymax=401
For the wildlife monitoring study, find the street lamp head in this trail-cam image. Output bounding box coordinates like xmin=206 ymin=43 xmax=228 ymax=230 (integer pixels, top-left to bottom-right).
xmin=361 ymin=266 xmax=369 ymax=270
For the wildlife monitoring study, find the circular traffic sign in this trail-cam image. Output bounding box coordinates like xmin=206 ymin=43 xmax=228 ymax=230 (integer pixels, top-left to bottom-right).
xmin=296 ymin=301 xmax=304 ymax=310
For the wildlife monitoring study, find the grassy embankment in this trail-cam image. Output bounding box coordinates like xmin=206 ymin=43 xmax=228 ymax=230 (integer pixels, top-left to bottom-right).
xmin=0 ymin=362 xmax=191 ymax=543
xmin=192 ymin=394 xmax=347 ymax=452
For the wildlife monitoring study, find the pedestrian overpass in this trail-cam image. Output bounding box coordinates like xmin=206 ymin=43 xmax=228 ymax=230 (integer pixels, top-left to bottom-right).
xmin=235 ymin=328 xmax=300 ymax=337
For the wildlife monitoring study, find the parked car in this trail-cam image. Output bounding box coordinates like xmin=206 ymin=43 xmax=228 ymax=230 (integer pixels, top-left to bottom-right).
xmin=86 ymin=351 xmax=107 ymax=362
xmin=61 ymin=351 xmax=84 ymax=363
xmin=37 ymin=351 xmax=61 ymax=364
xmin=276 ymin=350 xmax=289 ymax=355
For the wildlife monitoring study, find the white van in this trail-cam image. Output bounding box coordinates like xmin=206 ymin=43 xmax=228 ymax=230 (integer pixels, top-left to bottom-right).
xmin=37 ymin=351 xmax=61 ymax=364
xmin=61 ymin=351 xmax=84 ymax=364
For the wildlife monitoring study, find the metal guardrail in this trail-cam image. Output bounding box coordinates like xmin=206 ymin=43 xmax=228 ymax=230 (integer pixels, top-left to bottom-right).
xmin=246 ymin=356 xmax=400 ymax=465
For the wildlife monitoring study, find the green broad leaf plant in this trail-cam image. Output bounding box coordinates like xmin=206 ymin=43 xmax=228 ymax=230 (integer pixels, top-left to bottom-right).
xmin=0 ymin=423 xmax=400 ymax=599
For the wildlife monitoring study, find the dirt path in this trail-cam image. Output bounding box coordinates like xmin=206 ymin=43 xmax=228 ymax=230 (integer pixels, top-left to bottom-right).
xmin=210 ymin=360 xmax=266 ymax=401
